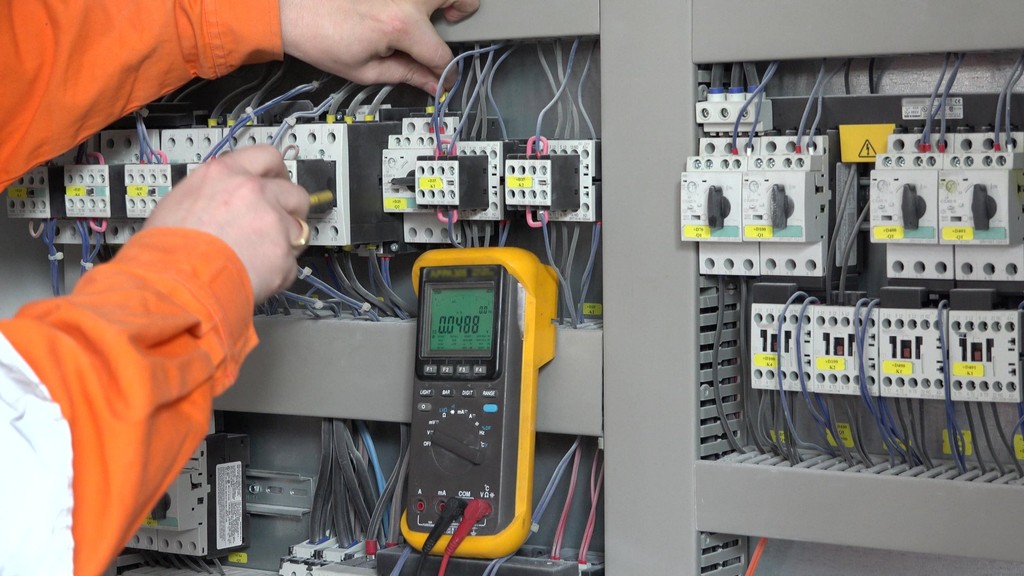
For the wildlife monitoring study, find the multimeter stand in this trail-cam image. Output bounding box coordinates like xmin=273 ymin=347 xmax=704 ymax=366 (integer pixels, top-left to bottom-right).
xmin=400 ymin=248 xmax=558 ymax=560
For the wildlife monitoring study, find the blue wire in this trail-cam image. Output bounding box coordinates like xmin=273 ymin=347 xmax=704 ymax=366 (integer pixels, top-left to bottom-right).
xmin=921 ymin=54 xmax=951 ymax=151
xmin=431 ymin=45 xmax=504 ymax=154
xmin=381 ymin=258 xmax=394 ymax=289
xmin=450 ymin=49 xmax=497 ymax=147
xmin=498 ymin=220 xmax=511 ymax=247
xmin=533 ymin=38 xmax=580 ymax=153
xmin=541 ymin=213 xmax=578 ymax=328
xmin=938 ymin=53 xmax=965 ymax=150
xmin=41 ymin=219 xmax=61 ymax=296
xmin=855 ymin=299 xmax=910 ymax=465
xmin=775 ymin=291 xmax=830 ymax=454
xmin=732 ymin=61 xmax=779 ymax=154
xmin=446 ymin=212 xmax=463 ymax=248
xmin=271 ymin=94 xmax=335 ymax=148
xmin=486 ymin=47 xmax=518 ymax=140
xmin=298 ymin=267 xmax=381 ymax=321
xmin=938 ymin=300 xmax=968 ymax=473
xmin=355 ymin=421 xmax=389 ymax=537
xmin=575 ymin=221 xmax=601 ymax=323
xmin=793 ymin=297 xmax=835 ymax=454
xmin=387 ymin=546 xmax=412 ymax=576
xmin=205 ymin=82 xmax=321 ymax=161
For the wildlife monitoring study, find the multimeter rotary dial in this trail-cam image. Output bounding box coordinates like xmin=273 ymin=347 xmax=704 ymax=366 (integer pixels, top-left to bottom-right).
xmin=429 ymin=404 xmax=489 ymax=473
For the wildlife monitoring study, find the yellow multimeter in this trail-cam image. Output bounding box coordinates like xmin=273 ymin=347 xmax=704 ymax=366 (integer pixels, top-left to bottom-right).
xmin=400 ymin=247 xmax=557 ymax=558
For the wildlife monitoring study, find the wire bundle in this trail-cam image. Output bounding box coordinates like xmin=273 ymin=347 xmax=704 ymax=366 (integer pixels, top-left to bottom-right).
xmin=994 ymin=51 xmax=1024 ymax=152
xmin=204 ymin=80 xmax=323 ymax=161
xmin=731 ymin=61 xmax=780 ymax=155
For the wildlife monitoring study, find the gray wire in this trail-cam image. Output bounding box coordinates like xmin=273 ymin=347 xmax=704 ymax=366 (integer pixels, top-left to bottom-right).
xmin=230 ymin=61 xmax=287 ymax=121
xmin=367 ymin=427 xmax=409 ymax=543
xmin=917 ymin=399 xmax=932 ymax=467
xmin=537 ymin=43 xmax=565 ymax=139
xmin=825 ymin=165 xmax=858 ymax=304
xmin=847 ymin=399 xmax=874 ymax=466
xmin=210 ymin=68 xmax=271 ymax=122
xmin=368 ymin=253 xmax=413 ymax=317
xmin=367 ymin=85 xmax=396 ymax=118
xmin=921 ymin=53 xmax=951 ymax=150
xmin=807 ymin=63 xmax=846 ymax=151
xmin=825 ymin=395 xmax=854 ymax=466
xmin=990 ymin=402 xmax=1024 ymax=477
xmin=167 ymin=78 xmax=209 ymax=103
xmin=578 ymin=41 xmax=598 ymax=140
xmin=994 ymin=53 xmax=1024 ymax=149
xmin=565 ymin=225 xmax=580 ymax=304
xmin=461 ymin=48 xmax=478 ymax=114
xmin=894 ymin=397 xmax=925 ymax=467
xmin=743 ymin=61 xmax=760 ymax=86
xmin=905 ymin=398 xmax=933 ymax=468
xmin=796 ymin=60 xmax=827 ymax=152
xmin=838 ymin=201 xmax=869 ymax=296
xmin=739 ymin=280 xmax=766 ymax=454
xmin=714 ymin=276 xmax=745 ymax=454
xmin=976 ymin=402 xmax=1005 ymax=476
xmin=964 ymin=401 xmax=988 ymax=474
xmin=327 ymin=83 xmax=360 ymax=118
xmin=310 ymin=420 xmax=333 ymax=541
xmin=555 ymin=39 xmax=580 ymax=139
xmin=471 ymin=51 xmax=487 ymax=139
xmin=486 ymin=46 xmax=517 ymax=140
xmin=937 ymin=53 xmax=965 ymax=150
xmin=347 ymin=85 xmax=384 ymax=117
xmin=1003 ymin=54 xmax=1024 ymax=149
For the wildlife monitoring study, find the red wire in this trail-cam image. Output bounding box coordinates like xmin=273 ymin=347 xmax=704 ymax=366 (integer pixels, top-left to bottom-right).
xmin=577 ymin=446 xmax=604 ymax=564
xmin=745 ymin=538 xmax=768 ymax=576
xmin=437 ymin=555 xmax=451 ymax=576
xmin=550 ymin=442 xmax=583 ymax=559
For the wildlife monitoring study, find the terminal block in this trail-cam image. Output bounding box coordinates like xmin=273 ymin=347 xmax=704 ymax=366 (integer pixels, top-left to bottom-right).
xmin=161 ymin=127 xmax=225 ymax=163
xmin=5 ymin=166 xmax=63 ymax=219
xmin=947 ymin=309 xmax=1023 ymax=403
xmin=695 ymin=93 xmax=773 ymax=134
xmin=414 ymin=155 xmax=490 ymax=211
xmin=750 ymin=302 xmax=810 ymax=392
xmin=129 ymin=433 xmax=250 ymax=558
xmin=64 ymin=164 xmax=126 ymax=219
xmin=877 ymin=308 xmax=946 ymax=400
xmin=99 ymin=128 xmax=161 ymax=164
xmin=124 ymin=164 xmax=187 ymax=218
xmin=808 ymin=305 xmax=878 ymax=396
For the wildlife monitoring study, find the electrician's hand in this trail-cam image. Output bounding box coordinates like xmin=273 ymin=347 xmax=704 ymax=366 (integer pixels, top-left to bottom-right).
xmin=279 ymin=0 xmax=480 ymax=94
xmin=144 ymin=145 xmax=310 ymax=302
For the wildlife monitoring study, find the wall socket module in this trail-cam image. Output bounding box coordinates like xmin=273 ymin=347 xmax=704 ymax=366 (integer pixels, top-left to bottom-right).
xmin=937 ymin=169 xmax=1024 ymax=245
xmin=161 ymin=128 xmax=224 ymax=163
xmin=947 ymin=310 xmax=1023 ymax=403
xmin=6 ymin=166 xmax=57 ymax=219
xmin=869 ymin=169 xmax=939 ymax=244
xmin=808 ymin=306 xmax=878 ymax=396
xmin=877 ymin=308 xmax=947 ymax=400
xmin=750 ymin=302 xmax=811 ymax=392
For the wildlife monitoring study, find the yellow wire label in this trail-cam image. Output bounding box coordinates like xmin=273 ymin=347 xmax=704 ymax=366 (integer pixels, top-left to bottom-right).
xmin=7 ymin=186 xmax=28 ymax=199
xmin=952 ymin=362 xmax=984 ymax=378
xmin=816 ymin=357 xmax=846 ymax=371
xmin=769 ymin=429 xmax=787 ymax=444
xmin=384 ymin=197 xmax=409 ymax=211
xmin=142 ymin=517 xmax=158 ymax=527
xmin=684 ymin=225 xmax=712 ymax=239
xmin=127 ymin=185 xmax=150 ymax=197
xmin=65 ymin=186 xmax=87 ymax=197
xmin=873 ymin=225 xmax=905 ymax=241
xmin=1015 ymin=434 xmax=1024 ymax=460
xmin=942 ymin=226 xmax=974 ymax=241
xmin=942 ymin=429 xmax=974 ymax=456
xmin=582 ymin=303 xmax=603 ymax=316
xmin=744 ymin=225 xmax=773 ymax=240
xmin=507 ymin=175 xmax=534 ymax=189
xmin=227 ymin=552 xmax=248 ymax=564
xmin=419 ymin=177 xmax=444 ymax=190
xmin=754 ymin=353 xmax=778 ymax=368
xmin=826 ymin=422 xmax=855 ymax=448
xmin=882 ymin=360 xmax=913 ymax=375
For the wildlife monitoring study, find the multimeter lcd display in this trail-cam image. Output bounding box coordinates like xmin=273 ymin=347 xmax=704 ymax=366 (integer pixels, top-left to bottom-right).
xmin=426 ymin=285 xmax=495 ymax=356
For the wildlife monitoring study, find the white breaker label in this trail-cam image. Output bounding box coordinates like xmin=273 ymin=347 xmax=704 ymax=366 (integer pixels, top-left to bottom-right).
xmin=901 ymin=97 xmax=963 ymax=121
xmin=216 ymin=462 xmax=243 ymax=549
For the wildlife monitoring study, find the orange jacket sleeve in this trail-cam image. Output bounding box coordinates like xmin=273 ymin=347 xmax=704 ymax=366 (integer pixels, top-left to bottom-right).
xmin=1 ymin=228 xmax=258 ymax=576
xmin=0 ymin=0 xmax=284 ymax=189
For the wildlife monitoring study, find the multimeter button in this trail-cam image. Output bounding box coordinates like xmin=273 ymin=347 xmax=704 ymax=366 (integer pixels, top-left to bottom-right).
xmin=418 ymin=389 xmax=434 ymax=397
xmin=461 ymin=389 xmax=475 ymax=397
xmin=481 ymin=389 xmax=498 ymax=398
xmin=456 ymin=365 xmax=471 ymax=375
xmin=423 ymin=364 xmax=439 ymax=375
xmin=440 ymin=365 xmax=454 ymax=376
xmin=483 ymin=403 xmax=499 ymax=413
xmin=473 ymin=365 xmax=488 ymax=375
xmin=417 ymin=402 xmax=432 ymax=412
xmin=440 ymin=388 xmax=455 ymax=397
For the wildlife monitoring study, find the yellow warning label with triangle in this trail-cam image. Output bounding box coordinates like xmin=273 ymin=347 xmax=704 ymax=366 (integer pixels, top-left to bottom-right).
xmin=839 ymin=124 xmax=896 ymax=163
